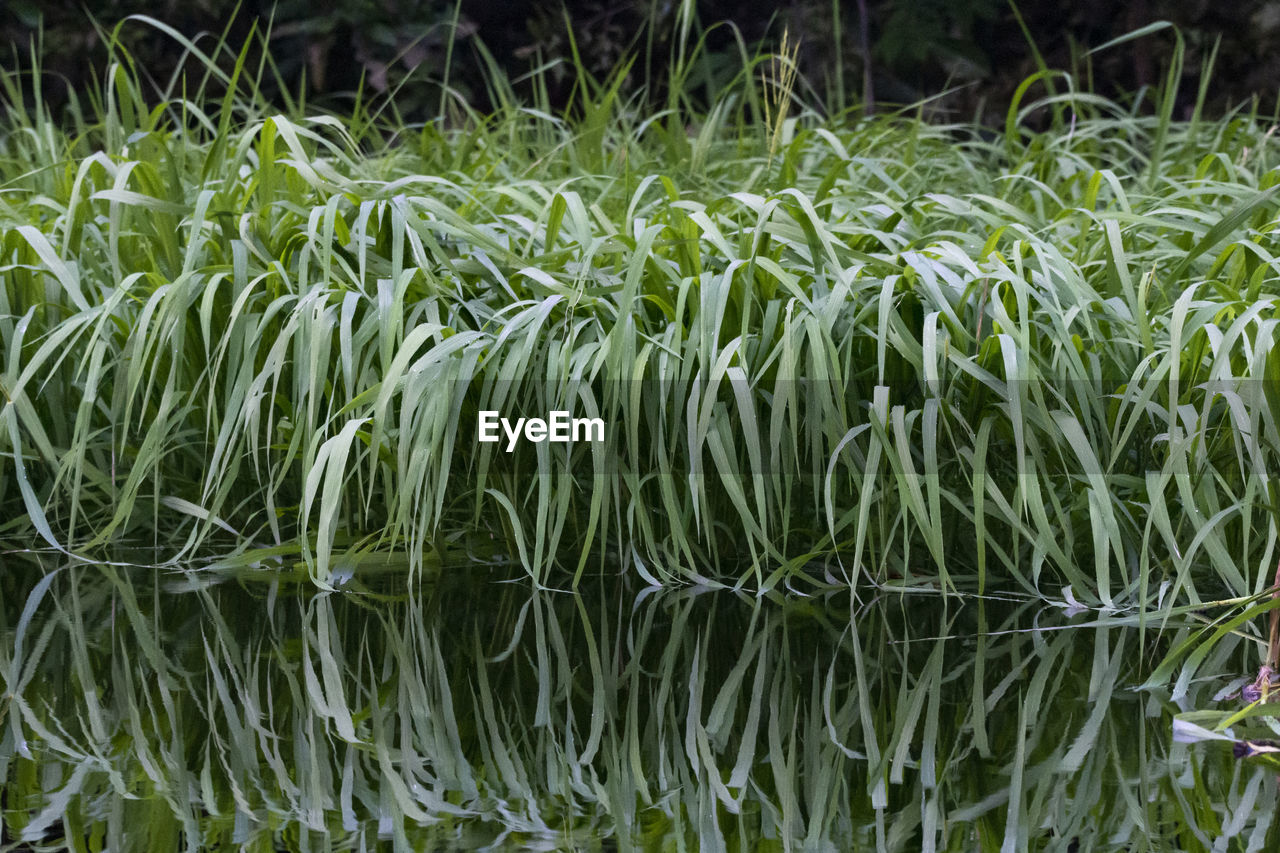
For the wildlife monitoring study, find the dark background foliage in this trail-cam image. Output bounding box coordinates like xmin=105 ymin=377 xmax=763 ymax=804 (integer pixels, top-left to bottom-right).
xmin=3 ymin=0 xmax=1278 ymax=123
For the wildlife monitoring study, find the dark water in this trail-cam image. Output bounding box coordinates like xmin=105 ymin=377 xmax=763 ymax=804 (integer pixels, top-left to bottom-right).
xmin=0 ymin=556 xmax=1274 ymax=851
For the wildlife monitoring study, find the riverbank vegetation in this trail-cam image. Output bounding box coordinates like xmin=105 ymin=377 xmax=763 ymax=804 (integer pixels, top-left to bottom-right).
xmin=8 ymin=11 xmax=1280 ymax=848
xmin=3 ymin=18 xmax=1280 ymax=608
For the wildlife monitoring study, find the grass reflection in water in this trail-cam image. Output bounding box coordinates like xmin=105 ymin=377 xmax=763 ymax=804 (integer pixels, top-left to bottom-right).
xmin=0 ymin=558 xmax=1275 ymax=851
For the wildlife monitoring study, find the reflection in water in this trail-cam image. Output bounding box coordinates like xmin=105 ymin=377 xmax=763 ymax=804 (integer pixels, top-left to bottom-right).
xmin=0 ymin=557 xmax=1274 ymax=850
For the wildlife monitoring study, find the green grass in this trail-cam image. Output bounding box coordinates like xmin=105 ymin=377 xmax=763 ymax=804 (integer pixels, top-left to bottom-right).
xmin=6 ymin=16 xmax=1280 ymax=840
xmin=4 ymin=18 xmax=1280 ymax=607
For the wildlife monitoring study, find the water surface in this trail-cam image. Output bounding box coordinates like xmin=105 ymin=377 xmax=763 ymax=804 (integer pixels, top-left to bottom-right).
xmin=0 ymin=558 xmax=1273 ymax=850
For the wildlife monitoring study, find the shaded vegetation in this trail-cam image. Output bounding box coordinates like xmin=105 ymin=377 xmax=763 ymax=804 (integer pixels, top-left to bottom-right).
xmin=8 ymin=1 xmax=1280 ymax=122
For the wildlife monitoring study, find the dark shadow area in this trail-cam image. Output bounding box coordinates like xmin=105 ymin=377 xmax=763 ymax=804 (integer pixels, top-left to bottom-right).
xmin=4 ymin=1 xmax=1280 ymax=126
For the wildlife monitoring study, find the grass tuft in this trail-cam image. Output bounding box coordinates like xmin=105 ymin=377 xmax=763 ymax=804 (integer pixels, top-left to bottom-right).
xmin=2 ymin=22 xmax=1280 ymax=606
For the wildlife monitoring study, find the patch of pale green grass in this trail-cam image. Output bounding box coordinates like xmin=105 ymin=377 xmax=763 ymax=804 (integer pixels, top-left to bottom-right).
xmin=3 ymin=22 xmax=1280 ymax=607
